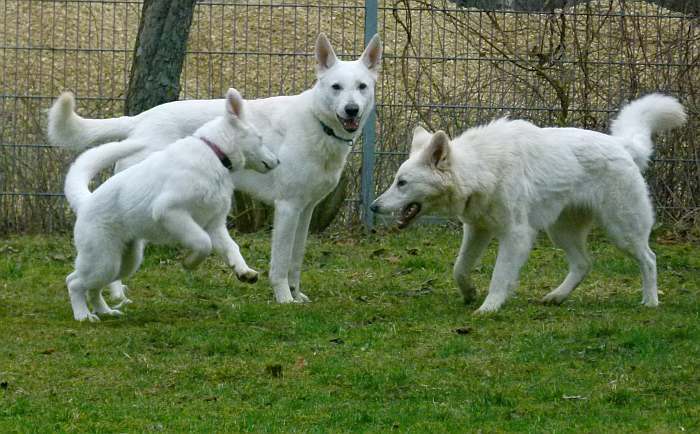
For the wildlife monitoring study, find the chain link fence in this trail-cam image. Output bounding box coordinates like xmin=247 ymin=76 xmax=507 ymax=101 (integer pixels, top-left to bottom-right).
xmin=1 ymin=0 xmax=698 ymax=234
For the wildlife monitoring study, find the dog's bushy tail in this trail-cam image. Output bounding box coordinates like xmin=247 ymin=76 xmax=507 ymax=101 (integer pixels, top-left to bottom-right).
xmin=48 ymin=92 xmax=136 ymax=150
xmin=64 ymin=140 xmax=146 ymax=212
xmin=610 ymin=93 xmax=687 ymax=171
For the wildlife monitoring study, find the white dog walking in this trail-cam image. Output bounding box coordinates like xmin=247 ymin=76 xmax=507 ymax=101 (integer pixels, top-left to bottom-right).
xmin=49 ymin=33 xmax=382 ymax=305
xmin=371 ymin=94 xmax=687 ymax=313
xmin=64 ymin=89 xmax=278 ymax=322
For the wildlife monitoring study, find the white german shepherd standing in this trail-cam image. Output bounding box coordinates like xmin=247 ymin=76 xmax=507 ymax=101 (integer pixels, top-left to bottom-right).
xmin=49 ymin=34 xmax=382 ymax=305
xmin=371 ymin=94 xmax=686 ymax=313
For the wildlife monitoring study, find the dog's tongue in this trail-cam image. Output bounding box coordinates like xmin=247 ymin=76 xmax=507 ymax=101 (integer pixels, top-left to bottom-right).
xmin=342 ymin=118 xmax=359 ymax=132
xmin=397 ymin=203 xmax=420 ymax=229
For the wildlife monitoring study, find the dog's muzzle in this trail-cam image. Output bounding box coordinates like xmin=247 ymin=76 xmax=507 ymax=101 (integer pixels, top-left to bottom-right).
xmin=397 ymin=202 xmax=421 ymax=229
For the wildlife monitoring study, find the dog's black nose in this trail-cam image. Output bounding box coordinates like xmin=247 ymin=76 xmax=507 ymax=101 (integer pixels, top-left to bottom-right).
xmin=345 ymin=103 xmax=359 ymax=117
xmin=369 ymin=203 xmax=379 ymax=213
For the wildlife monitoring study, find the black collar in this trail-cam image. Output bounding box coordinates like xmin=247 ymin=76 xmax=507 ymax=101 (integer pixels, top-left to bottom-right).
xmin=199 ymin=136 xmax=233 ymax=170
xmin=319 ymin=120 xmax=355 ymax=145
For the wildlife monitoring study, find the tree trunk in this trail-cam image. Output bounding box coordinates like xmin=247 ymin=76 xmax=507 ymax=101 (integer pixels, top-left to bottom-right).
xmin=125 ymin=0 xmax=197 ymax=116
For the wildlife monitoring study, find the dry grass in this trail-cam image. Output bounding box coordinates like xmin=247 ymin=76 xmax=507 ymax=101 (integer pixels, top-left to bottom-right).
xmin=1 ymin=0 xmax=698 ymax=233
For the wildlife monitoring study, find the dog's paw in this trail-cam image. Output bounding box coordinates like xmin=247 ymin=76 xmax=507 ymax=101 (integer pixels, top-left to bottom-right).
xmin=291 ymin=288 xmax=311 ymax=303
xmin=113 ymin=298 xmax=133 ymax=310
xmin=474 ymin=300 xmax=503 ymax=314
xmin=75 ymin=312 xmax=101 ymax=322
xmin=541 ymin=291 xmax=567 ymax=305
xmin=275 ymin=295 xmax=296 ymax=304
xmin=96 ymin=308 xmax=123 ymax=317
xmin=236 ymin=269 xmax=259 ymax=284
xmin=641 ymin=297 xmax=659 ymax=308
xmin=183 ymin=252 xmax=207 ymax=270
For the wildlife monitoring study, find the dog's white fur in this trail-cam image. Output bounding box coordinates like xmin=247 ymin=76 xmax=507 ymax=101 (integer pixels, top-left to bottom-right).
xmin=49 ymin=33 xmax=383 ymax=304
xmin=372 ymin=94 xmax=687 ymax=313
xmin=64 ymin=89 xmax=277 ymax=322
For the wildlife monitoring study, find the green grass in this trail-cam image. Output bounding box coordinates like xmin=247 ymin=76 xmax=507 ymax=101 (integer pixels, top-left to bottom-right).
xmin=1 ymin=226 xmax=698 ymax=432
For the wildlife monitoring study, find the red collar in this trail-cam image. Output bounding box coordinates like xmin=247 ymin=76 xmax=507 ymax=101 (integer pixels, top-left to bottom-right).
xmin=198 ymin=137 xmax=233 ymax=170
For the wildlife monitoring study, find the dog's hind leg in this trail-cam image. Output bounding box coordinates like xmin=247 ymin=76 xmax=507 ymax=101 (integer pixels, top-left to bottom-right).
xmin=87 ymin=287 xmax=123 ymax=317
xmin=86 ymin=249 xmax=124 ymax=318
xmin=108 ymin=239 xmax=146 ymax=308
xmin=157 ymin=209 xmax=212 ymax=269
xmin=542 ymin=209 xmax=593 ymax=305
xmin=598 ymin=189 xmax=658 ymax=307
xmin=67 ymin=276 xmax=100 ymax=322
xmin=476 ymin=225 xmax=536 ymax=314
xmin=68 ymin=246 xmax=121 ymax=321
xmin=66 ymin=271 xmax=97 ymax=322
xmin=453 ymin=224 xmax=493 ymax=304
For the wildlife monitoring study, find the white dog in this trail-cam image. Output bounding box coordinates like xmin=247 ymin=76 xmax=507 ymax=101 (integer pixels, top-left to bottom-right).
xmin=371 ymin=94 xmax=687 ymax=313
xmin=49 ymin=33 xmax=382 ymax=305
xmin=64 ymin=88 xmax=278 ymax=322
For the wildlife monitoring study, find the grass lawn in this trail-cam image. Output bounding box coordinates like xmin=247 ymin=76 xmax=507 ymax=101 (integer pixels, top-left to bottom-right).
xmin=1 ymin=225 xmax=698 ymax=432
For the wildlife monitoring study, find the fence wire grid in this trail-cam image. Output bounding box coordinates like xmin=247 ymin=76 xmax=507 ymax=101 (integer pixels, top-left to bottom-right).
xmin=1 ymin=0 xmax=698 ymax=234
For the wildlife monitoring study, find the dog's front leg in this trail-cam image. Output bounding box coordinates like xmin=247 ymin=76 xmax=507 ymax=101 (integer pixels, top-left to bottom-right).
xmin=209 ymin=222 xmax=259 ymax=283
xmin=476 ymin=226 xmax=536 ymax=313
xmin=157 ymin=208 xmax=212 ymax=269
xmin=269 ymin=200 xmax=302 ymax=303
xmin=287 ymin=203 xmax=315 ymax=303
xmin=454 ymin=224 xmax=493 ymax=304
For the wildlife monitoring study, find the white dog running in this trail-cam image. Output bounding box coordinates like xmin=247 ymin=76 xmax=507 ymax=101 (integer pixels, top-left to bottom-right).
xmin=371 ymin=94 xmax=687 ymax=313
xmin=49 ymin=33 xmax=382 ymax=305
xmin=64 ymin=88 xmax=277 ymax=322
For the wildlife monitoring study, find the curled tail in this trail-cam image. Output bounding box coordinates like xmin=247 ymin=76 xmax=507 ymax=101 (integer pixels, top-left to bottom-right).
xmin=610 ymin=93 xmax=687 ymax=171
xmin=64 ymin=140 xmax=147 ymax=211
xmin=48 ymin=92 xmax=136 ymax=150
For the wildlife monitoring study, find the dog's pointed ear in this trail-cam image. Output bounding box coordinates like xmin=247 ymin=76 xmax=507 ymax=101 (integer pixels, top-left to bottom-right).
xmin=315 ymin=33 xmax=338 ymax=74
xmin=225 ymin=88 xmax=245 ymax=119
xmin=359 ymin=34 xmax=382 ymax=75
xmin=424 ymin=130 xmax=451 ymax=170
xmin=410 ymin=125 xmax=432 ymax=156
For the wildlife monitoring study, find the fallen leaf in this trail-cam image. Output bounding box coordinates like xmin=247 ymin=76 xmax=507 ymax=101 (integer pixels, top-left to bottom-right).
xmin=386 ymin=255 xmax=401 ymax=264
xmin=454 ymin=326 xmax=473 ymax=335
xmin=40 ymin=348 xmax=56 ymax=355
xmin=370 ymin=248 xmax=387 ymax=257
xmin=392 ymin=268 xmax=412 ymax=276
xmin=294 ymin=357 xmax=307 ymax=370
xmin=265 ymin=364 xmax=283 ymax=378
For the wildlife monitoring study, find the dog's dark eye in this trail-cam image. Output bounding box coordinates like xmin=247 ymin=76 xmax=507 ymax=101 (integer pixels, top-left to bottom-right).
xmin=331 ymin=83 xmax=342 ymax=90
xmin=397 ymin=179 xmax=407 ymax=187
xmin=358 ymin=83 xmax=367 ymax=90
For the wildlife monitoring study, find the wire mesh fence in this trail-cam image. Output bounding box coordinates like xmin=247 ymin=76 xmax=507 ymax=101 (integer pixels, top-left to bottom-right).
xmin=1 ymin=0 xmax=698 ymax=235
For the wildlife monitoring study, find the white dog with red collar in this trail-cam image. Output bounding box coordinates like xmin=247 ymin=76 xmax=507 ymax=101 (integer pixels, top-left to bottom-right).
xmin=62 ymin=89 xmax=278 ymax=321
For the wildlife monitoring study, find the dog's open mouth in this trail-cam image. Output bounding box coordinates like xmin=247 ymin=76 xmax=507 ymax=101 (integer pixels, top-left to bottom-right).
xmin=397 ymin=202 xmax=421 ymax=229
xmin=337 ymin=115 xmax=360 ymax=132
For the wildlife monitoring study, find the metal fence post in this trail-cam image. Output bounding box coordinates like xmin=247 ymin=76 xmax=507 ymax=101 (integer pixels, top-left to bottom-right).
xmin=361 ymin=0 xmax=378 ymax=230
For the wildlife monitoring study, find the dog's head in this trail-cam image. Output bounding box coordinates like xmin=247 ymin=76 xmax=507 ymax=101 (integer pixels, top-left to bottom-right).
xmin=224 ymin=88 xmax=279 ymax=173
xmin=312 ymin=33 xmax=382 ymax=136
xmin=371 ymin=127 xmax=455 ymax=229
